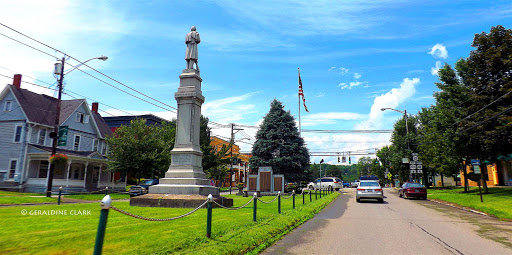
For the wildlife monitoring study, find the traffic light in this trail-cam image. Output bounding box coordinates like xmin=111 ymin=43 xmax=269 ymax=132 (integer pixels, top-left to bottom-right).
xmin=338 ymin=157 xmax=340 ymax=163
xmin=348 ymin=157 xmax=351 ymax=164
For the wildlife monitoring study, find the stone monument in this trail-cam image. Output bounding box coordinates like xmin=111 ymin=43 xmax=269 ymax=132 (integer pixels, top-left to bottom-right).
xmin=131 ymin=26 xmax=228 ymax=207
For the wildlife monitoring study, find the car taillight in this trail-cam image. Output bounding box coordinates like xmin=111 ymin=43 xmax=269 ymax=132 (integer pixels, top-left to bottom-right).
xmin=375 ymin=189 xmax=382 ymax=191
xmin=357 ymin=189 xmax=364 ymax=191
xmin=334 ymin=181 xmax=339 ymax=183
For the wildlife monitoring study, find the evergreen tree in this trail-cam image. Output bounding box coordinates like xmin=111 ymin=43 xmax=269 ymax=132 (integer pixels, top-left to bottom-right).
xmin=250 ymin=99 xmax=310 ymax=182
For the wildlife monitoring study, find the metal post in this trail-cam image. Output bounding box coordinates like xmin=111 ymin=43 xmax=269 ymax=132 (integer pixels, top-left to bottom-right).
xmin=206 ymin=194 xmax=213 ymax=238
xmin=478 ymin=179 xmax=484 ymax=203
xmin=105 ymin=187 xmax=109 ymax=195
xmin=57 ymin=186 xmax=62 ymax=205
xmin=302 ymin=190 xmax=305 ymax=204
xmin=253 ymin=192 xmax=257 ymax=222
xmin=309 ymin=190 xmax=312 ymax=202
xmin=292 ymin=190 xmax=295 ymax=209
xmin=315 ymin=189 xmax=317 ymax=200
xmin=93 ymin=195 xmax=112 ymax=255
xmin=320 ymin=188 xmax=322 ymax=198
xmin=46 ymin=57 xmax=65 ymax=197
xmin=278 ymin=191 xmax=281 ymax=214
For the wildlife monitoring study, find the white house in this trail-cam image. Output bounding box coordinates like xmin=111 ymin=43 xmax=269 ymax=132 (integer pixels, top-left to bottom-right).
xmin=0 ymin=74 xmax=124 ymax=192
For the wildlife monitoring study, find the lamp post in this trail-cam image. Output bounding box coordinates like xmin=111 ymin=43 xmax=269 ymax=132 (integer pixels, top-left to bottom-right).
xmin=46 ymin=55 xmax=108 ymax=197
xmin=381 ymin=107 xmax=412 ymax=182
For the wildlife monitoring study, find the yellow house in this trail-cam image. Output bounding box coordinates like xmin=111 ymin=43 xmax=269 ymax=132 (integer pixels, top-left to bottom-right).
xmin=210 ymin=136 xmax=252 ymax=187
xmin=460 ymin=162 xmax=500 ymax=187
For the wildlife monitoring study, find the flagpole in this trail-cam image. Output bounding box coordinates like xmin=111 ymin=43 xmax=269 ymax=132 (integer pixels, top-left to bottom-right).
xmin=298 ymin=67 xmax=301 ymax=136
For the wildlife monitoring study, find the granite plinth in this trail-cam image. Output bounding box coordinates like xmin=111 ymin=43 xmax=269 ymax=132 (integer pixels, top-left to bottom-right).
xmin=130 ymin=194 xmax=233 ymax=208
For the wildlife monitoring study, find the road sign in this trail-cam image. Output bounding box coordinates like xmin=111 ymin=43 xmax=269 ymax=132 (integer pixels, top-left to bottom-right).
xmin=387 ymin=173 xmax=392 ymax=179
xmin=410 ymin=161 xmax=416 ymax=165
xmin=410 ymin=165 xmax=417 ymax=170
xmin=402 ymin=158 xmax=409 ymax=164
xmin=412 ymin=156 xmax=418 ymax=161
xmin=417 ymin=161 xmax=422 ymax=165
xmin=410 ymin=170 xmax=417 ymax=173
xmin=417 ymin=170 xmax=423 ymax=174
xmin=474 ymin=165 xmax=481 ymax=174
xmin=412 ymin=153 xmax=418 ymax=156
xmin=471 ymin=159 xmax=480 ymax=165
xmin=57 ymin=126 xmax=68 ymax=146
xmin=417 ymin=165 xmax=423 ymax=170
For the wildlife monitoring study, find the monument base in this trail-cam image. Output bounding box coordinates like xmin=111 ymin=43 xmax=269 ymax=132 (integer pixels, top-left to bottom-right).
xmin=149 ymin=183 xmax=219 ymax=196
xmin=130 ymin=194 xmax=233 ymax=208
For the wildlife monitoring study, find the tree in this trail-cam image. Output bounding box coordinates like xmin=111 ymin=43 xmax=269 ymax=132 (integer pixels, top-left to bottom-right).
xmin=250 ymin=99 xmax=310 ymax=182
xmin=462 ymin=25 xmax=512 ymax=193
xmin=106 ymin=118 xmax=176 ymax=182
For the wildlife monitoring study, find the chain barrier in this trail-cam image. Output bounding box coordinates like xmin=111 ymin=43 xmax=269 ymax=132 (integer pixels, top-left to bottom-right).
xmin=256 ymin=194 xmax=280 ymax=204
xmin=281 ymin=191 xmax=295 ymax=200
xmin=110 ymin=199 xmax=208 ymax=221
xmin=212 ymin=196 xmax=255 ymax=210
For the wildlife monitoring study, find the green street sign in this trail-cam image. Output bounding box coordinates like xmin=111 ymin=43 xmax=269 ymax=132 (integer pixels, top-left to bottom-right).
xmin=473 ymin=165 xmax=481 ymax=174
xmin=58 ymin=126 xmax=68 ymax=146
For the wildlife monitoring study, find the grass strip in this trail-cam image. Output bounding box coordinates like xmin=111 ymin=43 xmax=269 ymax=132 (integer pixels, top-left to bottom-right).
xmin=0 ymin=191 xmax=338 ymax=254
xmin=428 ymin=187 xmax=512 ymax=219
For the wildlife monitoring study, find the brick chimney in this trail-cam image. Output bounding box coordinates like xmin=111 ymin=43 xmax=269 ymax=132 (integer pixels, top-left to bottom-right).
xmin=13 ymin=74 xmax=22 ymax=89
xmin=91 ymin=102 xmax=99 ymax=113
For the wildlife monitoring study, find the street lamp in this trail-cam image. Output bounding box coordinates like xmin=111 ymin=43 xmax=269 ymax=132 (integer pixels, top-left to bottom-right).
xmin=381 ymin=108 xmax=409 ymax=150
xmin=46 ymin=55 xmax=108 ymax=197
xmin=381 ymin=107 xmax=413 ymax=182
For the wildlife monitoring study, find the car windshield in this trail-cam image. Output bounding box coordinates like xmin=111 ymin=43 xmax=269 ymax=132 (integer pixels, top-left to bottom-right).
xmin=407 ymin=183 xmax=424 ymax=188
xmin=359 ymin=182 xmax=379 ymax=187
xmin=141 ymin=180 xmax=153 ymax=185
xmin=360 ymin=176 xmax=379 ymax=181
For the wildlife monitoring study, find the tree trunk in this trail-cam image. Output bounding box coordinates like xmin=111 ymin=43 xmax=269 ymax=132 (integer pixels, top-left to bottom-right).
xmin=441 ymin=173 xmax=445 ymax=188
xmin=463 ymin=160 xmax=469 ymax=193
xmin=480 ymin=163 xmax=489 ymax=194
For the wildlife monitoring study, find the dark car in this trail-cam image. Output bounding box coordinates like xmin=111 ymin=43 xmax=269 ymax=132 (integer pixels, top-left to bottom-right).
xmin=129 ymin=179 xmax=159 ymax=197
xmin=399 ymin=182 xmax=427 ymax=199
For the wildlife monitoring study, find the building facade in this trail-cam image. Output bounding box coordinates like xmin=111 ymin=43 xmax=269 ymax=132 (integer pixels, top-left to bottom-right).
xmin=0 ymin=75 xmax=123 ymax=192
xmin=210 ymin=136 xmax=252 ymax=187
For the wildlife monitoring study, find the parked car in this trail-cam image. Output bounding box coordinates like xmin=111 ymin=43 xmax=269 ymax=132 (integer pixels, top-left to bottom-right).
xmin=129 ymin=179 xmax=159 ymax=197
xmin=307 ymin=177 xmax=343 ymax=191
xmin=399 ymin=182 xmax=427 ymax=200
xmin=356 ymin=181 xmax=383 ymax=203
xmin=350 ymin=180 xmax=360 ymax=188
xmin=342 ymin=181 xmax=350 ymax=188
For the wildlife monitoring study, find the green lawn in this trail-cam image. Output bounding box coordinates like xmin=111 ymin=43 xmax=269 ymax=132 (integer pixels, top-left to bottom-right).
xmin=428 ymin=187 xmax=512 ymax=219
xmin=0 ymin=191 xmax=338 ymax=254
xmin=64 ymin=193 xmax=129 ymax=201
xmin=0 ymin=191 xmax=57 ymax=205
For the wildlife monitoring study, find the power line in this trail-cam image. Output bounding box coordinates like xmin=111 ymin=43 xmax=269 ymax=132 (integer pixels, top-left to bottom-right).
xmin=302 ymin=129 xmax=392 ymax=133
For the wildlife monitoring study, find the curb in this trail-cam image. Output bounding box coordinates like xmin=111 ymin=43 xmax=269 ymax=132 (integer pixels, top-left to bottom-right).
xmin=427 ymin=198 xmax=493 ymax=218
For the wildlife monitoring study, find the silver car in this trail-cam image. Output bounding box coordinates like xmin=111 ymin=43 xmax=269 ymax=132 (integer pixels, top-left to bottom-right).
xmin=356 ymin=181 xmax=383 ymax=203
xmin=307 ymin=177 xmax=343 ymax=191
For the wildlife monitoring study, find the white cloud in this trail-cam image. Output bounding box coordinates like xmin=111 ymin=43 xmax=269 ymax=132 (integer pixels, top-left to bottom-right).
xmin=202 ymin=92 xmax=261 ymax=124
xmin=356 ymin=77 xmax=419 ymax=130
xmin=328 ymin=66 xmax=336 ymax=72
xmin=339 ymin=67 xmax=349 ymax=75
xmin=429 ymin=43 xmax=448 ymax=59
xmin=431 ymin=61 xmax=442 ymax=76
xmin=315 ymin=92 xmax=326 ymax=98
xmin=338 ymin=81 xmax=366 ymax=90
xmin=354 ymin=73 xmax=362 ymax=79
xmin=302 ymin=112 xmax=367 ymax=126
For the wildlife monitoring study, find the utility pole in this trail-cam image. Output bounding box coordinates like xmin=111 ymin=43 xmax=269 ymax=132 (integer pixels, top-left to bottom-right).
xmin=46 ymin=57 xmax=65 ymax=197
xmin=229 ymin=123 xmax=243 ymax=194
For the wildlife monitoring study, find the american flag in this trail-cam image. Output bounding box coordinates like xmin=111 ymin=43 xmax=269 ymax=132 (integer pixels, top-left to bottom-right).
xmin=298 ymin=71 xmax=309 ymax=112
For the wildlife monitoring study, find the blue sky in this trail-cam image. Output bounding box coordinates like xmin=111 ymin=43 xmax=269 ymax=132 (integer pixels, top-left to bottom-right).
xmin=0 ymin=0 xmax=511 ymax=164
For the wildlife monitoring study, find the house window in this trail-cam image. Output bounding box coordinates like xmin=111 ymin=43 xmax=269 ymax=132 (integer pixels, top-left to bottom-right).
xmin=101 ymin=141 xmax=107 ymax=155
xmin=4 ymin=101 xmax=12 ymax=112
xmin=74 ymin=135 xmax=80 ymax=151
xmin=8 ymin=160 xmax=17 ymax=179
xmin=76 ymin=113 xmax=90 ymax=123
xmin=38 ymin=161 xmax=49 ymax=178
xmin=93 ymin=139 xmax=99 ymax=151
xmin=38 ymin=129 xmax=46 ymax=145
xmin=13 ymin=125 xmax=22 ymax=143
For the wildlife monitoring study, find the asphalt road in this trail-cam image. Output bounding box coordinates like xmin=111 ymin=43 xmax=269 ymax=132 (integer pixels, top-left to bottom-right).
xmin=262 ymin=188 xmax=512 ymax=255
